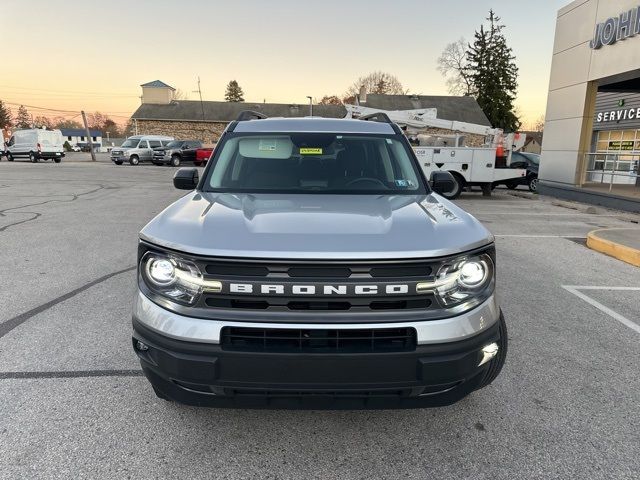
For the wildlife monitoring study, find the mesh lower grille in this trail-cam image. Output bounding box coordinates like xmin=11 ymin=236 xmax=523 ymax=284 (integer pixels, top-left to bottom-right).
xmin=221 ymin=326 xmax=417 ymax=353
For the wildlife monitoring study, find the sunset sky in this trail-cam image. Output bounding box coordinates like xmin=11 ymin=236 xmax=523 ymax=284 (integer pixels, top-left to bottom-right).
xmin=2 ymin=0 xmax=568 ymax=128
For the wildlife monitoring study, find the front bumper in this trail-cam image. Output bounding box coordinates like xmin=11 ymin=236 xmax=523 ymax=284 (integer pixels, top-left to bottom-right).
xmin=132 ymin=291 xmax=503 ymax=409
xmin=38 ymin=152 xmax=64 ymax=159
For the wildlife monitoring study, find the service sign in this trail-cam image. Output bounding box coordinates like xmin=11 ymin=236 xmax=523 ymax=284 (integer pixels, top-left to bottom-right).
xmin=595 ymin=106 xmax=640 ymax=124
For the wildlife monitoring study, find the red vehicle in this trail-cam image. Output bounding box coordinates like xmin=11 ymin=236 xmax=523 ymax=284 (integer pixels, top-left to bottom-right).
xmin=194 ymin=147 xmax=213 ymax=166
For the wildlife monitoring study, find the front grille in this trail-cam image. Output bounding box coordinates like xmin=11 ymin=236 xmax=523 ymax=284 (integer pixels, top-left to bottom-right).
xmin=199 ymin=258 xmax=437 ymax=313
xmin=221 ymin=326 xmax=417 ymax=353
xmin=203 ymin=260 xmax=432 ymax=279
xmin=205 ymin=297 xmax=431 ymax=311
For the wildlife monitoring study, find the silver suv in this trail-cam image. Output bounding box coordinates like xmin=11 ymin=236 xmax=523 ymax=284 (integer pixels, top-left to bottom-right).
xmin=132 ymin=111 xmax=507 ymax=409
xmin=111 ymin=135 xmax=173 ymax=165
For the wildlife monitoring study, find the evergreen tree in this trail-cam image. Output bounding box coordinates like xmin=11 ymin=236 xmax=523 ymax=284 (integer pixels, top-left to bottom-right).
xmin=467 ymin=10 xmax=520 ymax=131
xmin=224 ymin=80 xmax=245 ymax=102
xmin=0 ymin=100 xmax=12 ymax=129
xmin=15 ymin=105 xmax=31 ymax=129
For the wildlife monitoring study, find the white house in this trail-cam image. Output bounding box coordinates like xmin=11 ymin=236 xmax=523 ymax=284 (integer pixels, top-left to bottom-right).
xmin=59 ymin=128 xmax=103 ymax=151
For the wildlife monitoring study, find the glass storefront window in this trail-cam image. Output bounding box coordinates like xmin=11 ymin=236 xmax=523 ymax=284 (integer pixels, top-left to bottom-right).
xmin=590 ymin=129 xmax=639 ymax=179
xmin=594 ymin=129 xmax=640 ymax=155
xmin=622 ymin=130 xmax=636 ymax=141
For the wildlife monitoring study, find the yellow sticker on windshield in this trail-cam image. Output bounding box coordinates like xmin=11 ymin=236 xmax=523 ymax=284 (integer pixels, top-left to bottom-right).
xmin=300 ymin=147 xmax=323 ymax=155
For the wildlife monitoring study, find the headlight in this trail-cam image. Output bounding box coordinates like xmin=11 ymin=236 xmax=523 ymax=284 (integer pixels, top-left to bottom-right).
xmin=458 ymin=259 xmax=490 ymax=288
xmin=417 ymin=253 xmax=494 ymax=308
xmin=140 ymin=252 xmax=204 ymax=305
xmin=146 ymin=258 xmax=176 ymax=286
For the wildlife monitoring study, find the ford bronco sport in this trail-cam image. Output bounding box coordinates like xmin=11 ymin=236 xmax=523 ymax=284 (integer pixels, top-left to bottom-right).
xmin=132 ymin=111 xmax=507 ymax=409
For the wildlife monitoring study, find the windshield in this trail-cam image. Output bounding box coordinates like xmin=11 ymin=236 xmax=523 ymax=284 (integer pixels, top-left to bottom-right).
xmin=521 ymin=153 xmax=540 ymax=165
xmin=165 ymin=140 xmax=183 ymax=148
xmin=203 ymin=133 xmax=426 ymax=194
xmin=121 ymin=138 xmax=139 ymax=148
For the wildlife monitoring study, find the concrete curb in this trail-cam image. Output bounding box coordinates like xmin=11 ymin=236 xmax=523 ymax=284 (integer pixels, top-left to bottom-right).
xmin=586 ymin=229 xmax=640 ymax=267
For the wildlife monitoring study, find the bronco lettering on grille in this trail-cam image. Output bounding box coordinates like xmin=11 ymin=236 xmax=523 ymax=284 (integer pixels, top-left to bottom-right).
xmin=228 ymin=283 xmax=410 ymax=295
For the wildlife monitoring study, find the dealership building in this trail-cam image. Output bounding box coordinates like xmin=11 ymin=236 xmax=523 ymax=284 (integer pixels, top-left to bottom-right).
xmin=541 ymin=0 xmax=640 ymax=212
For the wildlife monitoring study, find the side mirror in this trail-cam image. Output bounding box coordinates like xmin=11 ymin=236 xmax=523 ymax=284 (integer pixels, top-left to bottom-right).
xmin=429 ymin=171 xmax=455 ymax=194
xmin=173 ymin=168 xmax=199 ymax=190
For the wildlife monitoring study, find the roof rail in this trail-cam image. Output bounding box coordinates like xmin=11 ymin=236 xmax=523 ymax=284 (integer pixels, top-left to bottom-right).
xmin=236 ymin=110 xmax=268 ymax=121
xmin=359 ymin=112 xmax=393 ymax=124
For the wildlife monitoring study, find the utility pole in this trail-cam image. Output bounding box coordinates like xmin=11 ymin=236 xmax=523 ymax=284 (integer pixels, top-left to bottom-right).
xmin=81 ymin=110 xmax=96 ymax=162
xmin=193 ymin=76 xmax=205 ymax=120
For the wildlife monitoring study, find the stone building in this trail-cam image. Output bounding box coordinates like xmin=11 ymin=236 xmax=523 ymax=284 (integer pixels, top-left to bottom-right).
xmin=131 ymin=81 xmax=345 ymax=143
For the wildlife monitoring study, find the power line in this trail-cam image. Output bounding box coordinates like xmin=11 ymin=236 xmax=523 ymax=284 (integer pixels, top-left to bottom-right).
xmin=0 ymin=84 xmax=138 ymax=98
xmin=5 ymin=102 xmax=133 ymax=119
xmin=4 ymin=101 xmax=78 ymax=114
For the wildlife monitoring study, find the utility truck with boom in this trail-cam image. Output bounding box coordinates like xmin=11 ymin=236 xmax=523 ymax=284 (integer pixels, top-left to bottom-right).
xmin=344 ymin=105 xmax=527 ymax=199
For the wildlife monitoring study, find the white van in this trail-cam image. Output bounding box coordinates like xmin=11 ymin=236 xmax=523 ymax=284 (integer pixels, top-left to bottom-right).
xmin=6 ymin=129 xmax=65 ymax=163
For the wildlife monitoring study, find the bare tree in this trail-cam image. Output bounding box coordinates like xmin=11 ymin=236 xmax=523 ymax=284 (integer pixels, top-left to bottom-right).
xmin=87 ymin=111 xmax=107 ymax=130
xmin=319 ymin=95 xmax=342 ymax=105
xmin=437 ymin=38 xmax=474 ymax=96
xmin=174 ymin=89 xmax=189 ymax=100
xmin=345 ymin=71 xmax=406 ymax=98
xmin=533 ymin=114 xmax=544 ymax=132
xmin=52 ymin=117 xmax=82 ymax=129
xmin=33 ymin=116 xmax=53 ymax=129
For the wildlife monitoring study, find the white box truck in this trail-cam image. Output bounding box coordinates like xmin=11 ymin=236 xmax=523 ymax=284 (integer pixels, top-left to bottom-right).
xmin=6 ymin=129 xmax=65 ymax=163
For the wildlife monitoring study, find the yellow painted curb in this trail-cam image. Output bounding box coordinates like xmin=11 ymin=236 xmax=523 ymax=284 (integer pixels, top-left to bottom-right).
xmin=586 ymin=229 xmax=640 ymax=267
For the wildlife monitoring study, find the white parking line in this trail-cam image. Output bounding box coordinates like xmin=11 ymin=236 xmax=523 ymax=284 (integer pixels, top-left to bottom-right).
xmin=471 ymin=212 xmax=621 ymax=216
xmin=562 ymin=285 xmax=640 ymax=334
xmin=495 ymin=234 xmax=585 ymax=238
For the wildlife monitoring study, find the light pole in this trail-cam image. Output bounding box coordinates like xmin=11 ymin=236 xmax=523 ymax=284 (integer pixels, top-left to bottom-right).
xmin=306 ymin=96 xmax=313 ymax=117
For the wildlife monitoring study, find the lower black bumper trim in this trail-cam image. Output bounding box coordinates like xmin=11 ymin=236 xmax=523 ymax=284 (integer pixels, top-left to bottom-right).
xmin=133 ymin=316 xmax=502 ymax=409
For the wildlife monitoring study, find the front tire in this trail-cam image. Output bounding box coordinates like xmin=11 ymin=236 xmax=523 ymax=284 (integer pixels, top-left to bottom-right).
xmin=129 ymin=155 xmax=139 ymax=166
xmin=114 ymin=160 xmax=123 ymax=165
xmin=505 ymin=181 xmax=518 ymax=190
xmin=29 ymin=152 xmax=38 ymax=163
xmin=477 ymin=313 xmax=508 ymax=390
xmin=528 ymin=176 xmax=538 ymax=193
xmin=170 ymin=154 xmax=181 ymax=167
xmin=53 ymin=158 xmax=61 ymax=163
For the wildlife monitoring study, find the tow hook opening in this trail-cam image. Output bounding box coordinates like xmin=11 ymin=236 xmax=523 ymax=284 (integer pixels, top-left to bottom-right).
xmin=478 ymin=342 xmax=499 ymax=367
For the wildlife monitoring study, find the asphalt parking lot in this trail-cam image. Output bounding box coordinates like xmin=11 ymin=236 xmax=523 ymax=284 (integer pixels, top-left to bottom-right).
xmin=0 ymin=161 xmax=639 ymax=479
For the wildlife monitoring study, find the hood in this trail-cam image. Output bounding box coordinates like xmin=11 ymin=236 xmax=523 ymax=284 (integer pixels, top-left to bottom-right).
xmin=140 ymin=193 xmax=493 ymax=260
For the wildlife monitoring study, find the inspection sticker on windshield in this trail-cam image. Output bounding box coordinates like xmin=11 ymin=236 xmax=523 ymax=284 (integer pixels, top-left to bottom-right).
xmin=259 ymin=139 xmax=277 ymax=151
xmin=300 ymin=147 xmax=323 ymax=155
xmin=395 ymin=179 xmax=414 ymax=188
